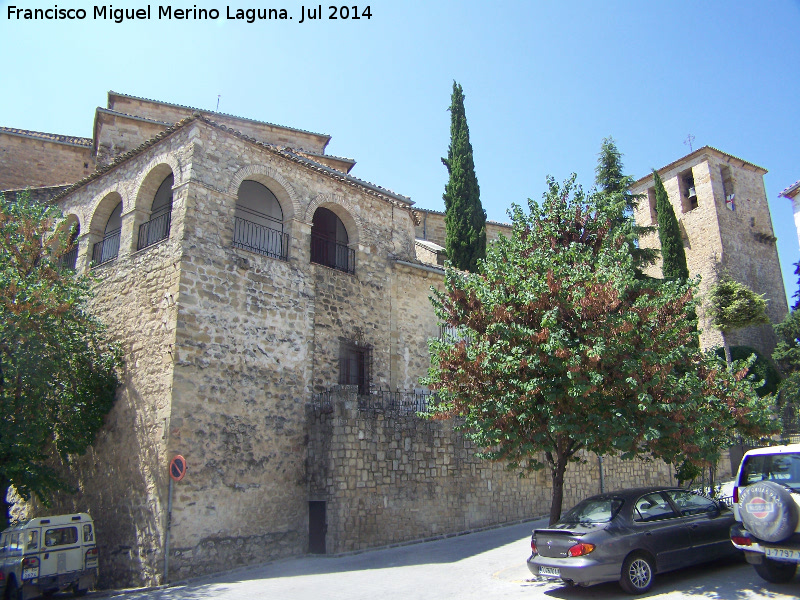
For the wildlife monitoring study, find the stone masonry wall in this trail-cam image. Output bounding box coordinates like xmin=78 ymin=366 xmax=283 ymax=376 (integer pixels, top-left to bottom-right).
xmin=631 ymin=150 xmax=787 ymax=356
xmin=109 ymin=94 xmax=329 ymax=153
xmin=0 ymin=132 xmax=94 ymax=190
xmin=162 ymin=120 xmax=421 ymax=581
xmin=308 ymin=393 xmax=674 ymax=554
xmin=415 ymin=209 xmax=511 ymax=249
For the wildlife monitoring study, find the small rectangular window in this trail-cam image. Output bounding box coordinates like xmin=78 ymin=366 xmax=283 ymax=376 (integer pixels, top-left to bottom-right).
xmin=339 ymin=341 xmax=369 ymax=395
xmin=647 ymin=187 xmax=657 ymax=224
xmin=720 ymin=165 xmax=735 ymax=211
xmin=679 ymin=169 xmax=698 ymax=212
xmin=44 ymin=527 xmax=78 ymax=547
xmin=26 ymin=531 xmax=38 ymax=551
xmin=83 ymin=524 xmax=93 ymax=543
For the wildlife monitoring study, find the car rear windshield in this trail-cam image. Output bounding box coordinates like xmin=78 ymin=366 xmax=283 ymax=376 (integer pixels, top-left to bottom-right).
xmin=740 ymin=453 xmax=800 ymax=492
xmin=559 ymin=497 xmax=624 ymax=524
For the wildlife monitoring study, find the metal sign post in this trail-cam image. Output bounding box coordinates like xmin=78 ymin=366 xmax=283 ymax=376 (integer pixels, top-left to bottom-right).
xmin=164 ymin=455 xmax=186 ymax=584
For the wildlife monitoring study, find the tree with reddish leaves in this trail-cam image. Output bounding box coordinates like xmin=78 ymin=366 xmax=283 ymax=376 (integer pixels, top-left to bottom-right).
xmin=425 ymin=175 xmax=775 ymax=524
xmin=0 ymin=192 xmax=121 ymax=528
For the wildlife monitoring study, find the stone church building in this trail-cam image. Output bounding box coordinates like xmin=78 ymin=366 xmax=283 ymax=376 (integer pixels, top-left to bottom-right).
xmin=0 ymin=92 xmax=785 ymax=587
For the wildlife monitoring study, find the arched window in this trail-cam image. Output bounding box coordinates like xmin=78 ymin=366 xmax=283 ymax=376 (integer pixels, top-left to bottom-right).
xmin=92 ymin=202 xmax=122 ymax=265
xmin=311 ymin=207 xmax=354 ymax=273
xmin=232 ymin=180 xmax=288 ymax=260
xmin=137 ymin=173 xmax=173 ymax=250
xmin=59 ymin=221 xmax=80 ymax=271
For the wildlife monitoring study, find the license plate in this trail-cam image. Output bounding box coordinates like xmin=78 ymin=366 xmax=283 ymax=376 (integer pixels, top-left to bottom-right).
xmin=765 ymin=547 xmax=800 ymax=561
xmin=22 ymin=568 xmax=38 ymax=580
xmin=539 ymin=566 xmax=561 ymax=577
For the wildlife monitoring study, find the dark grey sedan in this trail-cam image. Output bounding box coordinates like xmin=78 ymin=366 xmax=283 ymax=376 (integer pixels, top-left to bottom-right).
xmin=527 ymin=487 xmax=738 ymax=593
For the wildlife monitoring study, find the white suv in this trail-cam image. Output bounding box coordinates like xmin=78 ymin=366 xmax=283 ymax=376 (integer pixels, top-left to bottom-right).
xmin=730 ymin=444 xmax=800 ymax=584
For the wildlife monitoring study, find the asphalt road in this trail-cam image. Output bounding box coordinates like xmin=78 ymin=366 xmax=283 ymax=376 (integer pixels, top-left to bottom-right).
xmin=97 ymin=518 xmax=800 ymax=600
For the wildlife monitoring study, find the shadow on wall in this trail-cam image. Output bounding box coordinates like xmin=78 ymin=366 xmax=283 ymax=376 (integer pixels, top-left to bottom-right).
xmin=38 ymin=351 xmax=167 ymax=589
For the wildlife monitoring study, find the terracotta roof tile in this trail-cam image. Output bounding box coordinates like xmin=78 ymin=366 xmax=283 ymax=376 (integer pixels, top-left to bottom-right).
xmin=780 ymin=180 xmax=800 ymax=199
xmin=0 ymin=126 xmax=92 ymax=148
xmin=51 ymin=115 xmax=415 ymax=211
xmin=109 ymin=91 xmax=331 ymax=146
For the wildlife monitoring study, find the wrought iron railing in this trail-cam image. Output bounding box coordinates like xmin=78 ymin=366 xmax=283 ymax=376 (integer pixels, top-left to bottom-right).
xmin=58 ymin=245 xmax=78 ymax=271
xmin=92 ymin=230 xmax=121 ymax=266
xmin=311 ymin=234 xmax=355 ymax=274
xmin=310 ymin=387 xmax=433 ymax=416
xmin=137 ymin=211 xmax=171 ymax=250
xmin=233 ymin=217 xmax=289 ymax=260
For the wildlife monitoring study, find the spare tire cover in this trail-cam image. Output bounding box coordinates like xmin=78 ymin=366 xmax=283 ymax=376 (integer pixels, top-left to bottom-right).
xmin=739 ymin=481 xmax=799 ymax=542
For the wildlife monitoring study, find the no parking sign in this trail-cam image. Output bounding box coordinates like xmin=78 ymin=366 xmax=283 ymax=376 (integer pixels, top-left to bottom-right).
xmin=169 ymin=455 xmax=187 ymax=482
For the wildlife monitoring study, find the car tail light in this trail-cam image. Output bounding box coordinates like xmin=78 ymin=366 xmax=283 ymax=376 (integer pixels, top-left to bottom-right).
xmin=21 ymin=557 xmax=39 ymax=569
xmin=530 ymin=540 xmax=537 ymax=554
xmin=85 ymin=548 xmax=98 ymax=564
xmin=0 ymin=570 xmax=4 ymax=581
xmin=568 ymin=543 xmax=595 ymax=557
xmin=731 ymin=536 xmax=752 ymax=546
xmin=733 ymin=486 xmax=739 ymax=503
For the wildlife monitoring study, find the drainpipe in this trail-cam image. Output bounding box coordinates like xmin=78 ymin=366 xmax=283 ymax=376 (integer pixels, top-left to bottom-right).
xmin=164 ymin=478 xmax=174 ymax=583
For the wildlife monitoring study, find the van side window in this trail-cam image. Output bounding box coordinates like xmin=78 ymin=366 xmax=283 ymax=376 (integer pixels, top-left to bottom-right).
xmin=26 ymin=530 xmax=38 ymax=550
xmin=83 ymin=524 xmax=93 ymax=542
xmin=45 ymin=527 xmax=78 ymax=547
xmin=9 ymin=532 xmax=22 ymax=555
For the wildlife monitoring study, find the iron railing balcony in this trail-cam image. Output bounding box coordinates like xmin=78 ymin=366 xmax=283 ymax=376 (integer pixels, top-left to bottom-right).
xmin=311 ymin=234 xmax=355 ymax=274
xmin=58 ymin=245 xmax=78 ymax=271
xmin=92 ymin=230 xmax=121 ymax=266
xmin=232 ymin=216 xmax=289 ymax=260
xmin=137 ymin=211 xmax=172 ymax=251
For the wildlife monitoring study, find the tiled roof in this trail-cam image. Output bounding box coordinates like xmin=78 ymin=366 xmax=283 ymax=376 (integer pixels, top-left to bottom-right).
xmin=414 ymin=206 xmax=511 ymax=228
xmin=0 ymin=126 xmax=92 ymax=148
xmin=95 ymin=107 xmax=172 ymax=127
xmin=109 ymin=91 xmax=331 ymax=146
xmin=780 ymin=180 xmax=800 ymax=199
xmin=632 ymin=145 xmax=767 ymax=186
xmin=51 ymin=114 xmax=414 ymax=210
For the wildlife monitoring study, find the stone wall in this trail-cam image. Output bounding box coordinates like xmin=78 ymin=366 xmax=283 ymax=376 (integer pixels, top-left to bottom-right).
xmin=108 ymin=93 xmax=329 ymax=153
xmin=308 ymin=392 xmax=675 ymax=554
xmin=161 ymin=120 xmax=422 ymax=581
xmin=1 ymin=185 xmax=72 ymax=204
xmin=32 ymin=126 xmax=193 ymax=589
xmin=0 ymin=131 xmax=94 ymax=190
xmin=631 ymin=149 xmax=788 ymax=356
xmin=415 ymin=209 xmax=511 ymax=249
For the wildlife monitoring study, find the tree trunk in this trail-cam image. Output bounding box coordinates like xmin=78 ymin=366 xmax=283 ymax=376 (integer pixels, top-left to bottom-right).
xmin=549 ymin=454 xmax=569 ymax=526
xmin=722 ymin=332 xmax=732 ymax=367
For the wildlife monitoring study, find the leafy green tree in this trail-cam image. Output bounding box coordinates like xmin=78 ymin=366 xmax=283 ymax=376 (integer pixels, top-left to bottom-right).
xmin=653 ymin=170 xmax=689 ymax=281
xmin=0 ymin=192 xmax=121 ymax=527
xmin=442 ymin=81 xmax=486 ymax=272
xmin=425 ymin=175 xmax=775 ymax=524
xmin=773 ymin=309 xmax=800 ymax=420
xmin=707 ymin=277 xmax=769 ymax=366
xmin=714 ymin=346 xmax=780 ymax=397
xmin=594 ymin=137 xmax=657 ymax=270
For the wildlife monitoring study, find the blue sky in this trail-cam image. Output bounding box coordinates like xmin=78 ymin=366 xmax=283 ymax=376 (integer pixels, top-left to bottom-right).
xmin=2 ymin=0 xmax=799 ymax=302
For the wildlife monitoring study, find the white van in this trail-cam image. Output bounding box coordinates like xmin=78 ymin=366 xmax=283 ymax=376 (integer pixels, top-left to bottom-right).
xmin=730 ymin=444 xmax=800 ymax=584
xmin=0 ymin=513 xmax=98 ymax=599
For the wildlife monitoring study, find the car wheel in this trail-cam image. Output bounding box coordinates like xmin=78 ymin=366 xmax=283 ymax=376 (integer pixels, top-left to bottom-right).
xmin=620 ymin=553 xmax=654 ymax=594
xmin=754 ymin=558 xmax=797 ymax=583
xmin=73 ymin=585 xmax=88 ymax=598
xmin=4 ymin=579 xmax=22 ymax=600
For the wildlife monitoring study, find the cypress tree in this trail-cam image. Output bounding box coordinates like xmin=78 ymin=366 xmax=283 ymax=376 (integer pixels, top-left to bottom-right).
xmin=653 ymin=170 xmax=689 ymax=280
xmin=594 ymin=137 xmax=657 ymax=269
xmin=442 ymin=81 xmax=486 ymax=272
